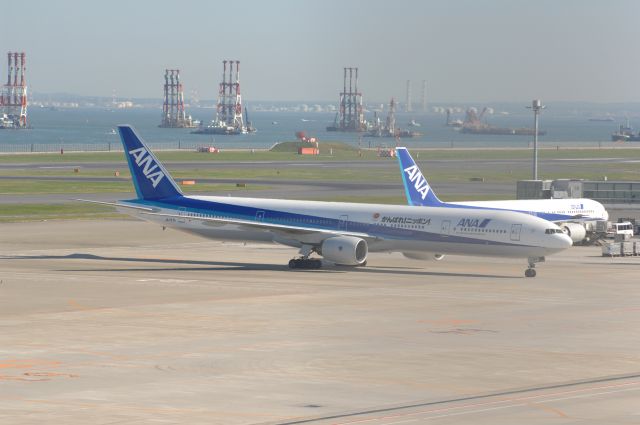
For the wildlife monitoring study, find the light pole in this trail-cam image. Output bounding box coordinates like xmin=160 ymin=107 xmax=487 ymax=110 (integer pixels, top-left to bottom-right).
xmin=527 ymin=99 xmax=545 ymax=180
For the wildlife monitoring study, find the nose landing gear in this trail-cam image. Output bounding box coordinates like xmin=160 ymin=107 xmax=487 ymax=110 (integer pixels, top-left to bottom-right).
xmin=525 ymin=256 xmax=545 ymax=278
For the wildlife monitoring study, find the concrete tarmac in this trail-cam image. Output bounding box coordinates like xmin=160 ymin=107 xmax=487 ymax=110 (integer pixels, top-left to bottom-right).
xmin=1 ymin=220 xmax=639 ymax=424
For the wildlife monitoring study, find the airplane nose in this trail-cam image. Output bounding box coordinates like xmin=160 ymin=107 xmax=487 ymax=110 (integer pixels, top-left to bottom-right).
xmin=544 ymin=232 xmax=573 ymax=254
xmin=555 ymin=233 xmax=573 ymax=249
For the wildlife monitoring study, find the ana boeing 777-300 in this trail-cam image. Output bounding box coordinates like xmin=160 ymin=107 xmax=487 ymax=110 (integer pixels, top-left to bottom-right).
xmin=81 ymin=126 xmax=572 ymax=277
xmin=396 ymin=147 xmax=608 ymax=244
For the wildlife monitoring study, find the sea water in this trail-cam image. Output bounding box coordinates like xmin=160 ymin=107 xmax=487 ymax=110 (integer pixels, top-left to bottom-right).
xmin=0 ymin=106 xmax=637 ymax=152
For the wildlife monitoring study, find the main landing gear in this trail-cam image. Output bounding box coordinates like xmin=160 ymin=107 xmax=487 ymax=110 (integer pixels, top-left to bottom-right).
xmin=288 ymin=245 xmax=322 ymax=269
xmin=525 ymin=256 xmax=545 ymax=278
xmin=288 ymin=258 xmax=322 ymax=269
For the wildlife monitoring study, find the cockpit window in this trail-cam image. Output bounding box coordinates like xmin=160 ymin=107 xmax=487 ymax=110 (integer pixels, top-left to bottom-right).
xmin=545 ymin=228 xmax=564 ymax=234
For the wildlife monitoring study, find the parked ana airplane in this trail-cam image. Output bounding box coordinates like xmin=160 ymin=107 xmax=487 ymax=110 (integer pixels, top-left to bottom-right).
xmin=396 ymin=147 xmax=608 ymax=243
xmin=83 ymin=126 xmax=572 ymax=277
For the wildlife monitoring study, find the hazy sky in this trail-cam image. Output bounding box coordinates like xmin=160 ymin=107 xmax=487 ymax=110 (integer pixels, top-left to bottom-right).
xmin=3 ymin=0 xmax=640 ymax=102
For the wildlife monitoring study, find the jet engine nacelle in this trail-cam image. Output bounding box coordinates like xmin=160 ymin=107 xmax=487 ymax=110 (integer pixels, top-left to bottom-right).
xmin=562 ymin=223 xmax=586 ymax=243
xmin=402 ymin=252 xmax=445 ymax=261
xmin=320 ymin=236 xmax=368 ymax=266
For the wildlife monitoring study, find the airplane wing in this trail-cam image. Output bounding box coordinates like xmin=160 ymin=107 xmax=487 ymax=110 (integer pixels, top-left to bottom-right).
xmin=138 ymin=211 xmax=379 ymax=241
xmin=78 ymin=199 xmax=380 ymax=242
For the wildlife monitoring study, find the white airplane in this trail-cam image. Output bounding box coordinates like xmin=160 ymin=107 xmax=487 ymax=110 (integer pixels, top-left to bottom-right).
xmin=396 ymin=147 xmax=608 ymax=243
xmin=83 ymin=126 xmax=572 ymax=277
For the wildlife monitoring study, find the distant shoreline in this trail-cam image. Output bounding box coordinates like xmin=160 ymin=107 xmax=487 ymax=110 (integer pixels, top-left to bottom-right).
xmin=2 ymin=143 xmax=640 ymax=155
xmin=3 ymin=143 xmax=640 ymax=160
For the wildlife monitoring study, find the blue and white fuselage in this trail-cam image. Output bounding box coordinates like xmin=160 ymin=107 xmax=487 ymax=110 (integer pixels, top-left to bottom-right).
xmin=120 ymin=195 xmax=569 ymax=259
xmin=397 ymin=147 xmax=608 ymax=224
xmin=85 ymin=126 xmax=572 ymax=275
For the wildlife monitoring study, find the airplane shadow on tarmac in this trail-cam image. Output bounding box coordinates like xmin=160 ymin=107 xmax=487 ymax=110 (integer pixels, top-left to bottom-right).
xmin=5 ymin=253 xmax=297 ymax=273
xmin=3 ymin=253 xmax=514 ymax=279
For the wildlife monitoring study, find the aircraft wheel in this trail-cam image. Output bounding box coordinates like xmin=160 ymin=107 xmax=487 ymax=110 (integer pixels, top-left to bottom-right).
xmin=289 ymin=259 xmax=322 ymax=269
xmin=525 ymin=268 xmax=536 ymax=278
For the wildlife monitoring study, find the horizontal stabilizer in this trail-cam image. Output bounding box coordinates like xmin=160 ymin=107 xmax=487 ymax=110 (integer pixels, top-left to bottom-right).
xmin=76 ymin=199 xmax=155 ymax=211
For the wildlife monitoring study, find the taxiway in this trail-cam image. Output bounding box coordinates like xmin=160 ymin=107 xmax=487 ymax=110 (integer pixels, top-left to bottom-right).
xmin=1 ymin=220 xmax=638 ymax=424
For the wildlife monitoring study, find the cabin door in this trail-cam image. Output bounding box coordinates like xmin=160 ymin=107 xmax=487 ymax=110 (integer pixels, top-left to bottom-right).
xmin=339 ymin=215 xmax=348 ymax=231
xmin=510 ymin=224 xmax=522 ymax=241
xmin=441 ymin=220 xmax=451 ymax=236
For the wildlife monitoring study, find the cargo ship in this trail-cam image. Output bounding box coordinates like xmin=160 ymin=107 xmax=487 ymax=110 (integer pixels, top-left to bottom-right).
xmin=192 ymin=107 xmax=256 ymax=135
xmin=192 ymin=122 xmax=245 ymax=135
xmin=611 ymin=122 xmax=640 ymax=141
xmin=460 ymin=107 xmax=545 ymax=136
xmin=364 ymin=127 xmax=422 ymax=138
xmin=326 ymin=112 xmax=367 ymax=132
xmin=0 ymin=113 xmax=18 ymax=129
xmin=461 ymin=126 xmax=546 ymax=136
xmin=364 ymin=98 xmax=421 ymax=138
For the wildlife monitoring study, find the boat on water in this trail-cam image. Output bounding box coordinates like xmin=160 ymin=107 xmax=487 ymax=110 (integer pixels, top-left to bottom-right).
xmin=192 ymin=107 xmax=256 ymax=135
xmin=397 ymin=129 xmax=422 ymax=137
xmin=611 ymin=121 xmax=640 ymax=141
xmin=192 ymin=121 xmax=239 ymax=135
xmin=0 ymin=113 xmax=17 ymax=129
xmin=461 ymin=126 xmax=547 ymax=136
xmin=445 ymin=109 xmax=463 ymax=128
xmin=459 ymin=107 xmax=545 ymax=135
xmin=364 ymin=127 xmax=422 ymax=138
xmin=192 ymin=121 xmax=253 ymax=135
xmin=364 ymin=98 xmax=422 ymax=138
xmin=1 ymin=115 xmax=12 ymax=128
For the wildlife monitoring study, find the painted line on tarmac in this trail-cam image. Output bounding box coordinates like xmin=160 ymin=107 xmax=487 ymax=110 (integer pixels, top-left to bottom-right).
xmin=329 ymin=382 xmax=640 ymax=424
xmin=271 ymin=373 xmax=640 ymax=424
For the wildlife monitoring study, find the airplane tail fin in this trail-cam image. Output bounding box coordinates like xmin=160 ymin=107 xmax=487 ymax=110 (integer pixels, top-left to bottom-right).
xmin=396 ymin=147 xmax=445 ymax=207
xmin=118 ymin=125 xmax=183 ymax=200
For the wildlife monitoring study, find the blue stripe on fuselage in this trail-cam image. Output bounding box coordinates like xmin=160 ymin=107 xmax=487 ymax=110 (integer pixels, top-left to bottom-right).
xmin=124 ymin=196 xmax=534 ymax=248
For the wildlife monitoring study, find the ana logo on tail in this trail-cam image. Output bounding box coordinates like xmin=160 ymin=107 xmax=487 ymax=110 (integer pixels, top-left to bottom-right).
xmin=128 ymin=147 xmax=165 ymax=188
xmin=404 ymin=165 xmax=430 ymax=200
